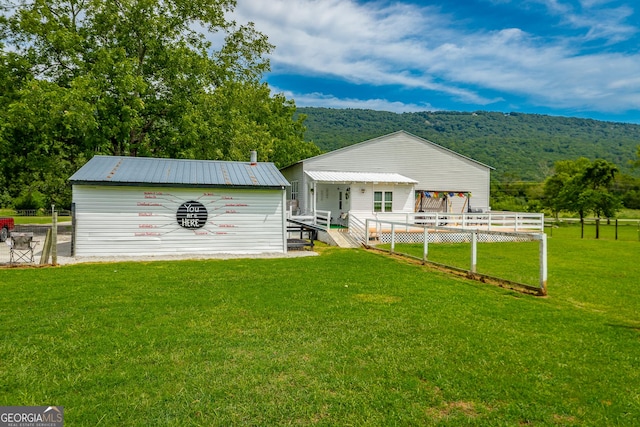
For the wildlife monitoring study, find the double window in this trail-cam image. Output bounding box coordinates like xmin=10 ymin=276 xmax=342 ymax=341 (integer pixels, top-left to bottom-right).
xmin=374 ymin=191 xmax=393 ymax=212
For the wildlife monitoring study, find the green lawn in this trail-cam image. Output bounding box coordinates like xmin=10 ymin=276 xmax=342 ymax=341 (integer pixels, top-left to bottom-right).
xmin=381 ymin=239 xmax=544 ymax=289
xmin=0 ymin=209 xmax=71 ymax=225
xmin=547 ymin=220 xmax=640 ymax=241
xmin=0 ymin=237 xmax=639 ymax=425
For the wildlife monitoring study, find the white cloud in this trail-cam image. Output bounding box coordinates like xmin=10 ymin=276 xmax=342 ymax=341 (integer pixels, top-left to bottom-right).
xmin=579 ymin=0 xmax=616 ymax=8
xmin=530 ymin=0 xmax=637 ymax=43
xmin=231 ymin=0 xmax=640 ymax=113
xmin=270 ymin=86 xmax=438 ymax=113
xmin=531 ymin=0 xmax=572 ymax=14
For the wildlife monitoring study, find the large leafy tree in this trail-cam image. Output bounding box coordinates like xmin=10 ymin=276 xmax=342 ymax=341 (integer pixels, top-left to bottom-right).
xmin=619 ymin=147 xmax=640 ymax=209
xmin=0 ymin=0 xmax=319 ymax=208
xmin=542 ymin=158 xmax=590 ymax=218
xmin=543 ymin=158 xmax=622 ymax=237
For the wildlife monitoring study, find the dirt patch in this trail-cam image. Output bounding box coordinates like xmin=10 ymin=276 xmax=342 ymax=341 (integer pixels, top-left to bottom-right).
xmin=425 ymin=401 xmax=480 ymax=419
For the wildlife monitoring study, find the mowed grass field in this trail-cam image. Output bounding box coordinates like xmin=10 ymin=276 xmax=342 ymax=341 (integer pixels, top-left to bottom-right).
xmin=0 ymin=231 xmax=639 ymax=425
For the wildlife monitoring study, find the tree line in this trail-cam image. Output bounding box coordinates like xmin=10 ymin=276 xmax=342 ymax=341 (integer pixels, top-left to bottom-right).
xmin=2 ymin=1 xmax=638 ymax=219
xmin=0 ymin=0 xmax=319 ymax=210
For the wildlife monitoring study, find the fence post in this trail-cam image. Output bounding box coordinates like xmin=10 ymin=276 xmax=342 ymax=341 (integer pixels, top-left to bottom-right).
xmin=51 ymin=205 xmax=58 ymax=266
xmin=39 ymin=229 xmax=52 ymax=265
xmin=539 ymin=233 xmax=547 ymax=296
xmin=365 ymin=219 xmax=370 ymax=244
xmin=470 ymin=231 xmax=477 ymax=273
xmin=422 ymin=226 xmax=428 ymax=264
xmin=390 ymin=223 xmax=395 ymax=254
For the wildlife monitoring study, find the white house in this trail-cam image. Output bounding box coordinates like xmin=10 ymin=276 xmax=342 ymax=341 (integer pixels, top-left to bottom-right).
xmin=69 ymin=155 xmax=290 ymax=256
xmin=280 ymin=131 xmax=493 ymax=225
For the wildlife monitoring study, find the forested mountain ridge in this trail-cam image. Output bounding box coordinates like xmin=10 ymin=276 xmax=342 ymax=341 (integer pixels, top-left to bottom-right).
xmin=297 ymin=108 xmax=640 ymax=180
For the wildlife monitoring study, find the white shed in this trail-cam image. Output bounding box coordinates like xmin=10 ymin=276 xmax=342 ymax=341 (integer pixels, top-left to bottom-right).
xmin=280 ymin=130 xmax=493 ymax=224
xmin=69 ymin=155 xmax=290 ymax=256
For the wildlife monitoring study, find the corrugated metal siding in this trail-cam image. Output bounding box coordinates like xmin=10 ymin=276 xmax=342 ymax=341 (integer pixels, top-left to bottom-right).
xmin=73 ymin=185 xmax=286 ymax=256
xmin=300 ymin=131 xmax=491 ymax=211
xmin=70 ymin=156 xmax=289 ymax=188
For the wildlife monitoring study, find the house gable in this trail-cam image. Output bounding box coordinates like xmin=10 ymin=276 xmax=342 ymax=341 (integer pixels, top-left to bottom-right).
xmin=281 ymin=130 xmax=493 ymax=214
xmin=300 ymin=130 xmax=492 ymax=177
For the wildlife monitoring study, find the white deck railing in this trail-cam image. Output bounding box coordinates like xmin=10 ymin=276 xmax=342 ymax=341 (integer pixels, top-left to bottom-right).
xmin=288 ymin=210 xmax=331 ymax=230
xmin=349 ymin=211 xmax=544 ymax=233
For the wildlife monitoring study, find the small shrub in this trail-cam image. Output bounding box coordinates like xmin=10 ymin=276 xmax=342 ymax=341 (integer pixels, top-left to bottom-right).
xmin=0 ymin=191 xmax=13 ymax=209
xmin=14 ymin=190 xmax=46 ymax=211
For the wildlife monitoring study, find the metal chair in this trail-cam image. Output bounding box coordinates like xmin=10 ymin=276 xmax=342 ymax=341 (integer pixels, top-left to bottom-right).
xmin=9 ymin=232 xmax=37 ymax=265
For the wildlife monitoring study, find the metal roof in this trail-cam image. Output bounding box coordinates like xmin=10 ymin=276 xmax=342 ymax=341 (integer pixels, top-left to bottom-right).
xmin=69 ymin=155 xmax=290 ymax=188
xmin=305 ymin=170 xmax=418 ymax=184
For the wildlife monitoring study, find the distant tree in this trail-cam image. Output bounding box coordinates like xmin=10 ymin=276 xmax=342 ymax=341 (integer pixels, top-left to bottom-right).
xmin=633 ymin=145 xmax=640 ymax=168
xmin=299 ymin=108 xmax=640 ymax=180
xmin=614 ymin=173 xmax=640 ymax=209
xmin=490 ymin=173 xmax=543 ymax=212
xmin=543 ymin=158 xmax=622 ymax=237
xmin=0 ymin=0 xmax=318 ymax=208
xmin=542 ymin=158 xmax=591 ymax=218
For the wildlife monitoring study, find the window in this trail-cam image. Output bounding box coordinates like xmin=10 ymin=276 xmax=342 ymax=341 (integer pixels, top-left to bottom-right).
xmin=290 ymin=180 xmax=299 ymax=200
xmin=385 ymin=191 xmax=393 ymax=212
xmin=374 ymin=191 xmax=393 ymax=212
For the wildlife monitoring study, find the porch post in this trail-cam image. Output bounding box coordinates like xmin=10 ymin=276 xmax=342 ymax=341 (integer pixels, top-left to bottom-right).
xmin=312 ymin=181 xmax=317 ymax=216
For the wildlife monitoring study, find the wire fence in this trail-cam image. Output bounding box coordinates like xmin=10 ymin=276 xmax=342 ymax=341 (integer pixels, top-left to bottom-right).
xmin=14 ymin=209 xmax=72 ymax=217
xmin=545 ymin=218 xmax=640 ymax=241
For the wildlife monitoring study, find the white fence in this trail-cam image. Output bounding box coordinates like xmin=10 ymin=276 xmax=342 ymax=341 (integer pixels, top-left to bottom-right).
xmin=288 ymin=210 xmax=331 ymax=230
xmin=365 ymin=218 xmax=548 ymax=296
xmin=344 ymin=211 xmax=543 ymax=245
xmin=356 ymin=211 xmax=544 ymax=232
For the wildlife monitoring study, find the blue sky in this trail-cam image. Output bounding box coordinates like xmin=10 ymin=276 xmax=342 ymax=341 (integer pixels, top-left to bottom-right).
xmin=231 ymin=0 xmax=640 ymax=124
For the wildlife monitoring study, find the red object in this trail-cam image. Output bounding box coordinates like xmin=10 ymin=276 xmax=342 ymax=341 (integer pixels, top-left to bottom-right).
xmin=0 ymin=217 xmax=15 ymax=242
